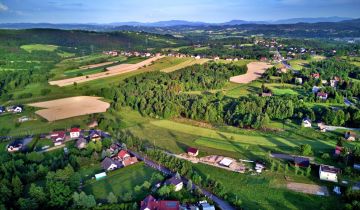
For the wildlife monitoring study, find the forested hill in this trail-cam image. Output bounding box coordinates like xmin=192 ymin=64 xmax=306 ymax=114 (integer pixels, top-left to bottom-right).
xmin=0 ymin=29 xmax=187 ymax=51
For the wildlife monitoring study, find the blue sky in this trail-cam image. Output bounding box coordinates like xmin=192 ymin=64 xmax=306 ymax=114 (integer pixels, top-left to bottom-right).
xmin=0 ymin=0 xmax=359 ymax=23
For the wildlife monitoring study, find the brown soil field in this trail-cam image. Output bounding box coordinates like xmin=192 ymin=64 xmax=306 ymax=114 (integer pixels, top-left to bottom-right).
xmin=28 ymin=96 xmax=110 ymax=122
xmin=49 ymin=55 xmax=164 ymax=87
xmin=230 ymin=62 xmax=273 ymax=84
xmin=79 ymin=61 xmax=116 ymax=69
xmin=287 ymin=182 xmax=329 ymax=196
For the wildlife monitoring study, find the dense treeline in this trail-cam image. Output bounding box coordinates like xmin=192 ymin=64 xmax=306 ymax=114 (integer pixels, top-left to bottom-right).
xmin=0 ymin=29 xmax=186 ymax=52
xmin=178 ymin=45 xmax=271 ymax=59
xmin=97 ymin=63 xmax=294 ymax=129
xmin=96 ymin=61 xmax=360 ymax=129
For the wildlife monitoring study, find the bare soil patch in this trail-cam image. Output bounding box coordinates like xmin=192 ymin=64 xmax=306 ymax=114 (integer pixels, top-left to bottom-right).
xmin=287 ymin=182 xmax=329 ymax=196
xmin=49 ymin=56 xmax=164 ymax=87
xmin=230 ymin=62 xmax=273 ymax=84
xmin=28 ymin=96 xmax=110 ymax=122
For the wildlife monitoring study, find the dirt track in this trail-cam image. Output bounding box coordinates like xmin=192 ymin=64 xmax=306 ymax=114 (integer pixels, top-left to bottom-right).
xmin=28 ymin=96 xmax=110 ymax=121
xmin=287 ymin=182 xmax=329 ymax=196
xmin=230 ymin=62 xmax=273 ymax=84
xmin=49 ymin=55 xmax=164 ymax=87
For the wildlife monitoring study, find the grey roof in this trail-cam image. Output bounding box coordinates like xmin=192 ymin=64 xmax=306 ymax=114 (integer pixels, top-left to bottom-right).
xmin=101 ymin=157 xmax=115 ymax=170
xmin=76 ymin=138 xmax=87 ymax=148
xmin=166 ymin=176 xmax=182 ymax=186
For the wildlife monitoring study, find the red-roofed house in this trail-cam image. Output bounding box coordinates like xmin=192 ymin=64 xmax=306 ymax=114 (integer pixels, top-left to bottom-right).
xmin=140 ymin=195 xmax=180 ymax=210
xmin=123 ymin=157 xmax=138 ymax=167
xmin=118 ymin=150 xmax=130 ymax=160
xmin=51 ymin=131 xmax=66 ymax=146
xmin=311 ymin=73 xmax=320 ymax=79
xmin=317 ymin=92 xmax=328 ymax=100
xmin=187 ymin=147 xmax=199 ymax=156
xmin=70 ymin=128 xmax=81 ymax=139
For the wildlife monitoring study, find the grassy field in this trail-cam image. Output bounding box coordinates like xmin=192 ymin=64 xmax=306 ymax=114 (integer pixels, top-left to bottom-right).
xmin=160 ymin=58 xmax=209 ymax=73
xmin=193 ymin=163 xmax=341 ymax=210
xmin=0 ymin=110 xmax=89 ymax=137
xmin=83 ymin=162 xmax=162 ymax=201
xmin=21 ymin=44 xmax=58 ymax=53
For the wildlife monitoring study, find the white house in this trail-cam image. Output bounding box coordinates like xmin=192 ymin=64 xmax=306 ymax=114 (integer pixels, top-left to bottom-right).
xmin=295 ymin=78 xmax=303 ymax=85
xmin=312 ymin=86 xmax=321 ymax=93
xmin=302 ymin=118 xmax=312 ymax=128
xmin=7 ymin=106 xmax=22 ymax=113
xmin=165 ymin=177 xmax=183 ymax=192
xmin=70 ymin=128 xmax=81 ymax=139
xmin=219 ymin=157 xmax=234 ymax=167
xmin=319 ymin=165 xmax=340 ymax=182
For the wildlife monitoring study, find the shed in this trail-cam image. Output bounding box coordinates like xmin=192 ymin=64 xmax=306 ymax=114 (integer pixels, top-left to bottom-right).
xmin=95 ymin=172 xmax=107 ymax=180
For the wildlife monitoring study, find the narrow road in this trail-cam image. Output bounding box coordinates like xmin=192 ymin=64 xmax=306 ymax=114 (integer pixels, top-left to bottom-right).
xmin=128 ymin=150 xmax=236 ymax=210
xmin=323 ymin=125 xmax=360 ymax=131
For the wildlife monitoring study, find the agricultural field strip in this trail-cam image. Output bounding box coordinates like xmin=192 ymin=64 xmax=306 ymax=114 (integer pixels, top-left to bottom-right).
xmin=150 ymin=120 xmax=334 ymax=149
xmin=160 ymin=58 xmax=209 ymax=73
xmin=28 ymin=96 xmax=110 ymax=121
xmin=230 ymin=62 xmax=273 ymax=84
xmin=49 ymin=55 xmax=164 ymax=87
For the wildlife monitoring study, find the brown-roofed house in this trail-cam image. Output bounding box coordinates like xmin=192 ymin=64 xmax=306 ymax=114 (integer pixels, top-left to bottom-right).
xmin=122 ymin=157 xmax=138 ymax=167
xmin=140 ymin=195 xmax=180 ymax=210
xmin=345 ymin=131 xmax=357 ymax=141
xmin=187 ymin=147 xmax=199 ymax=156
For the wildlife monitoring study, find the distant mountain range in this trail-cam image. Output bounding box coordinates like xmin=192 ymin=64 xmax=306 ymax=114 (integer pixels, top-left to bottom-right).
xmin=0 ymin=16 xmax=355 ymax=29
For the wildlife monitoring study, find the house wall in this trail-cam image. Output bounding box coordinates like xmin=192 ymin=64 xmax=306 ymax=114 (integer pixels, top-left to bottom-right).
xmin=319 ymin=171 xmax=338 ymax=182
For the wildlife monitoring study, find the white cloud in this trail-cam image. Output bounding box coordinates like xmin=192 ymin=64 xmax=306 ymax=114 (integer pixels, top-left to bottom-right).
xmin=0 ymin=2 xmax=8 ymax=12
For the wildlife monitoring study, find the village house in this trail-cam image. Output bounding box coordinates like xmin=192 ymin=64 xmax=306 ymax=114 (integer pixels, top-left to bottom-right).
xmin=101 ymin=157 xmax=123 ymax=171
xmin=199 ymin=201 xmax=215 ymax=210
xmin=345 ymin=131 xmax=357 ymax=141
xmin=87 ymin=120 xmax=98 ymax=128
xmin=311 ymin=73 xmax=320 ymax=79
xmin=187 ymin=147 xmax=199 ymax=156
xmin=141 ymin=195 xmax=180 ymax=210
xmin=6 ymin=105 xmax=22 ymax=113
xmin=76 ymin=138 xmax=87 ymax=150
xmin=51 ymin=131 xmax=66 ymax=146
xmin=70 ymin=127 xmax=81 ymax=139
xmin=7 ymin=140 xmax=23 ymax=152
xmin=255 ymin=161 xmax=266 ymax=173
xmin=317 ymin=92 xmax=328 ymax=100
xmin=295 ymin=77 xmax=303 ymax=85
xmin=122 ymin=157 xmax=139 ymax=167
xmin=109 ymin=143 xmax=121 ymax=154
xmin=89 ymin=130 xmax=102 ymax=141
xmin=261 ymin=92 xmax=273 ymax=97
xmin=330 ymin=80 xmax=338 ymax=88
xmin=312 ymin=86 xmax=321 ymax=93
xmin=219 ymin=157 xmax=234 ymax=167
xmin=302 ymin=117 xmax=312 ymax=128
xmin=117 ymin=150 xmax=130 ymax=160
xmin=165 ymin=176 xmax=184 ymax=192
xmin=18 ymin=116 xmax=30 ymax=123
xmin=319 ymin=165 xmax=340 ymax=182
xmin=334 ymin=145 xmax=343 ymax=156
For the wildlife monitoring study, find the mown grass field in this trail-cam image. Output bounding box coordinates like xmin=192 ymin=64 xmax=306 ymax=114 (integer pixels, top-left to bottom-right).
xmin=21 ymin=44 xmax=59 ymax=53
xmin=193 ymin=163 xmax=341 ymax=210
xmin=83 ymin=162 xmax=161 ymax=201
xmin=160 ymin=58 xmax=209 ymax=73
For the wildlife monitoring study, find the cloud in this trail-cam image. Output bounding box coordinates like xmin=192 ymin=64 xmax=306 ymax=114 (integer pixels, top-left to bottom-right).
xmin=0 ymin=2 xmax=8 ymax=12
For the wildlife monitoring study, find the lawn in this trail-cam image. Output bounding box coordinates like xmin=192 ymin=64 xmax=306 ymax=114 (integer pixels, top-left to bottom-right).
xmin=21 ymin=44 xmax=59 ymax=53
xmin=83 ymin=162 xmax=162 ymax=201
xmin=150 ymin=120 xmax=334 ymax=151
xmin=193 ymin=163 xmax=342 ymax=210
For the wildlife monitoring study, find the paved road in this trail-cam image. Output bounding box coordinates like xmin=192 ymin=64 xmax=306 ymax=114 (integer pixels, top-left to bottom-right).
xmin=128 ymin=150 xmax=236 ymax=210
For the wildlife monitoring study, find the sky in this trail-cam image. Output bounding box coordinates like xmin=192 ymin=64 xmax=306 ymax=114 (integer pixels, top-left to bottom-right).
xmin=0 ymin=0 xmax=359 ymax=23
